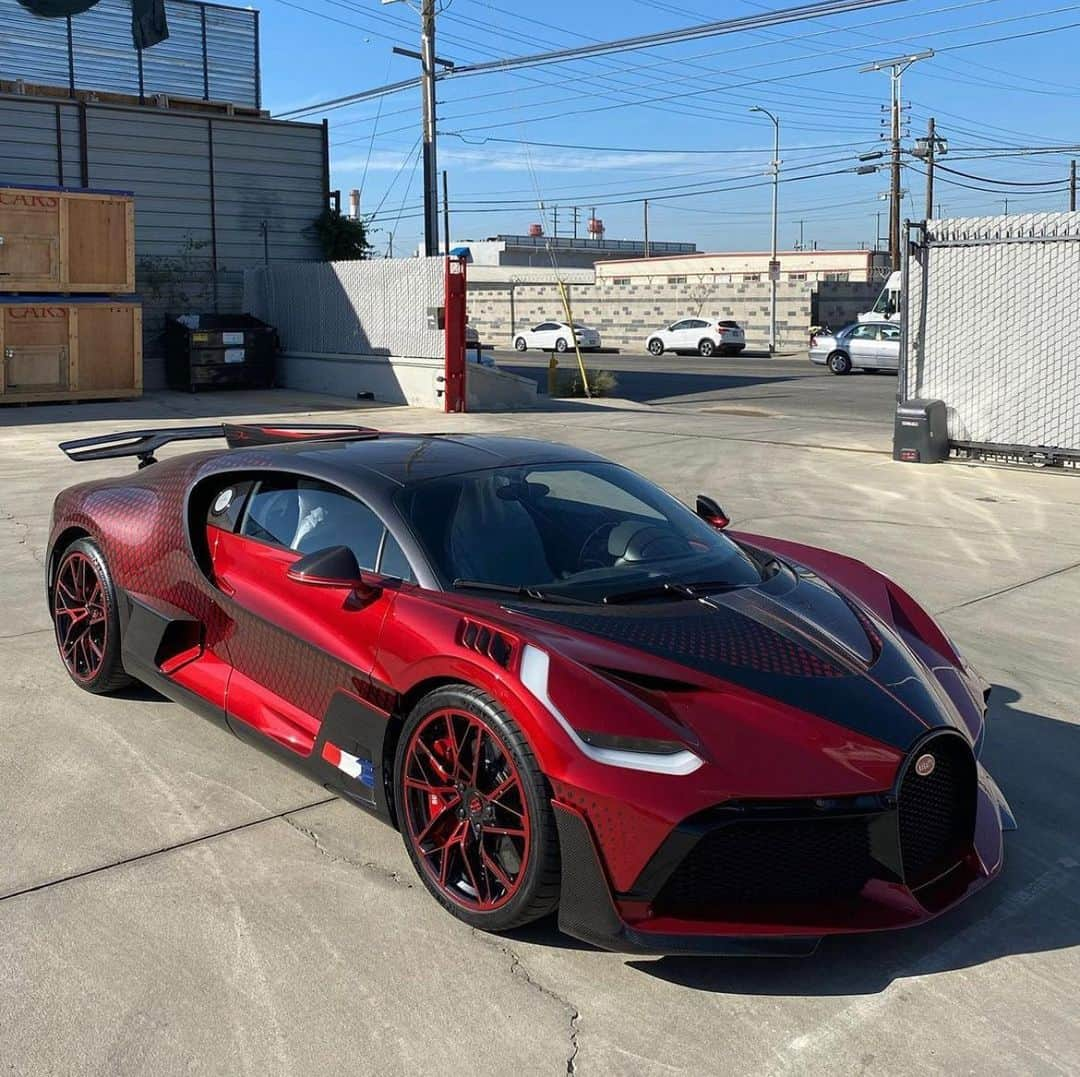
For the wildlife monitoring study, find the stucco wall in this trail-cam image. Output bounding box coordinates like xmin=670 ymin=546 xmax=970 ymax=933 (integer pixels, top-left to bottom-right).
xmin=467 ymin=277 xmax=881 ymax=351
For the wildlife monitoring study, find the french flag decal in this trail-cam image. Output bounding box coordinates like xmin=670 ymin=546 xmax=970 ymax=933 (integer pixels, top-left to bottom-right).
xmin=321 ymin=741 xmax=376 ymax=788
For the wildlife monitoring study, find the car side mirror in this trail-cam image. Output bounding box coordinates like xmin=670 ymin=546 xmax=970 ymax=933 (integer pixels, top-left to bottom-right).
xmin=696 ymin=495 xmax=730 ymax=529
xmin=286 ymin=545 xmax=383 ymax=601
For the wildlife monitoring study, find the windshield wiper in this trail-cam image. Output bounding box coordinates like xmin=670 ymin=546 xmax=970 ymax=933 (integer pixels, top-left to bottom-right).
xmin=603 ymin=580 xmax=741 ymax=605
xmin=451 ymin=579 xmax=591 ymax=604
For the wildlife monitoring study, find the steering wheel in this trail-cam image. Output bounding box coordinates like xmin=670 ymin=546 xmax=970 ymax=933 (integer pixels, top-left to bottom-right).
xmin=607 ymin=521 xmax=688 ymax=565
xmin=577 ymin=521 xmax=618 ymax=571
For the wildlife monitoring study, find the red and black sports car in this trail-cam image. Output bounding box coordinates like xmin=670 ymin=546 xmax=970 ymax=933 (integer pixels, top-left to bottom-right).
xmin=47 ymin=424 xmax=1013 ymax=955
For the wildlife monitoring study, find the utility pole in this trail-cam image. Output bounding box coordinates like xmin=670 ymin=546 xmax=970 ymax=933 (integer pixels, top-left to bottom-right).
xmin=797 ymin=219 xmax=805 ymax=250
xmin=750 ymin=105 xmax=780 ymax=354
xmin=915 ymin=116 xmax=946 ymax=219
xmin=420 ymin=0 xmax=439 ymax=255
xmin=441 ymin=169 xmax=450 ymax=255
xmin=925 ymin=116 xmax=935 ymax=220
xmin=1070 ymin=159 xmax=1076 ymax=211
xmin=1002 ymin=197 xmax=1009 ymax=216
xmin=552 ymin=205 xmax=559 ymax=239
xmin=571 ymin=206 xmax=580 ymax=239
xmin=386 ymin=0 xmax=454 ymax=256
xmin=643 ymin=199 xmax=650 ymax=258
xmin=861 ymin=50 xmax=933 ymax=271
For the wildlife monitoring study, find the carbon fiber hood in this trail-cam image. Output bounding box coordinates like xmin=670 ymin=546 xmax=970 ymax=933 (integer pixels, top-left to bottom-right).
xmin=516 ymin=565 xmax=970 ymax=752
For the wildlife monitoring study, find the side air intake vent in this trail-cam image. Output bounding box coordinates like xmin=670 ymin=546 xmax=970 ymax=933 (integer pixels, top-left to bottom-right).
xmin=459 ymin=619 xmax=515 ymax=668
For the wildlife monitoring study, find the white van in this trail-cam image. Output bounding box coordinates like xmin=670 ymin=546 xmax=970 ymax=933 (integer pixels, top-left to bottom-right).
xmin=859 ymin=271 xmax=901 ymax=322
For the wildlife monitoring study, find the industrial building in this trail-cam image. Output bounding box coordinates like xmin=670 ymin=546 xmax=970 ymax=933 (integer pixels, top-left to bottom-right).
xmin=0 ymin=0 xmax=328 ymax=389
xmin=594 ymin=248 xmax=890 ymax=284
xmin=437 ymin=232 xmax=697 ymax=269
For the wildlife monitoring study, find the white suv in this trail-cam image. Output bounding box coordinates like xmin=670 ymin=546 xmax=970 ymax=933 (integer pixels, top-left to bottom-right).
xmin=646 ymin=319 xmax=746 ymax=357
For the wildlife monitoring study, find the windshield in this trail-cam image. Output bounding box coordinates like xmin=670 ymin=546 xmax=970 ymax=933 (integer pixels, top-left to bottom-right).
xmin=395 ymin=461 xmax=763 ymax=603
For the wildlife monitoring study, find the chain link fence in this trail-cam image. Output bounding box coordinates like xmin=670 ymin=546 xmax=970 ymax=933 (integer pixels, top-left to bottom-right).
xmin=903 ymin=213 xmax=1080 ymax=461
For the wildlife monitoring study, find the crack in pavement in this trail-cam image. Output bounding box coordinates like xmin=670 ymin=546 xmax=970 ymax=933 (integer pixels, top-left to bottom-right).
xmin=280 ymin=817 xmax=581 ymax=1072
xmin=935 ymin=559 xmax=1080 ymax=615
xmin=280 ymin=816 xmax=413 ymax=888
xmin=0 ymin=797 xmax=338 ymax=905
xmin=474 ymin=933 xmax=581 ymax=1075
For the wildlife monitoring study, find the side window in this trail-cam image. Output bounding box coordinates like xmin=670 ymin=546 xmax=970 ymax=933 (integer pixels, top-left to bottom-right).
xmin=206 ymin=478 xmax=255 ymax=533
xmin=669 ymin=320 xmax=688 ymax=330
xmin=880 ymin=325 xmax=900 ymax=342
xmin=240 ymin=476 xmax=386 ymax=571
xmin=379 ymin=532 xmax=416 ymax=582
xmin=690 ymin=319 xmax=709 ymax=329
xmin=850 ymin=325 xmax=879 ymax=340
xmin=241 ymin=476 xmax=300 ymax=547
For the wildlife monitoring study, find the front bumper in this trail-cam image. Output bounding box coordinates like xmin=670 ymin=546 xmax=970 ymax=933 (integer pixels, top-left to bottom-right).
xmin=553 ymin=767 xmax=1009 ymax=957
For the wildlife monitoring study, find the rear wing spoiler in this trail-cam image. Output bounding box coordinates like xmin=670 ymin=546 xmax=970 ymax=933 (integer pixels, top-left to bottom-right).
xmin=59 ymin=423 xmax=381 ymax=469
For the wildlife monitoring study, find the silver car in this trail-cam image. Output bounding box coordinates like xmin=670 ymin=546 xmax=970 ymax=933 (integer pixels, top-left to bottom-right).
xmin=809 ymin=321 xmax=900 ymax=374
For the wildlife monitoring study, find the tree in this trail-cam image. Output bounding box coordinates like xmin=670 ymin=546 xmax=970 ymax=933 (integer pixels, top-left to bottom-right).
xmin=310 ymin=208 xmax=373 ymax=261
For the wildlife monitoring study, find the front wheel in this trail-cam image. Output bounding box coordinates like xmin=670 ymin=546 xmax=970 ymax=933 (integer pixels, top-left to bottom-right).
xmin=51 ymin=538 xmax=132 ymax=694
xmin=514 ymin=337 xmax=527 ymax=352
xmin=647 ymin=338 xmax=664 ymax=356
xmin=555 ymin=337 xmax=569 ymax=353
xmin=698 ymin=339 xmax=716 ymax=357
xmin=395 ymin=686 xmax=561 ymax=932
xmin=828 ymin=351 xmax=852 ymax=375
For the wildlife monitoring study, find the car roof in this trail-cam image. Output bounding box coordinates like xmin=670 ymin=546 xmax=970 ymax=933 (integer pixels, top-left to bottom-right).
xmin=256 ymin=433 xmax=606 ymax=487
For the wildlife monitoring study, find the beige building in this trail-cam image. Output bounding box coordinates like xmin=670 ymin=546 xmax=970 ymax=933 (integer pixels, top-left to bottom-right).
xmin=594 ymin=249 xmax=890 ymax=285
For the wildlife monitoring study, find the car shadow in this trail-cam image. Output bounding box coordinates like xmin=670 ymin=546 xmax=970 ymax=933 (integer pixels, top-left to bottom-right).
xmin=625 ymin=682 xmax=1080 ymax=993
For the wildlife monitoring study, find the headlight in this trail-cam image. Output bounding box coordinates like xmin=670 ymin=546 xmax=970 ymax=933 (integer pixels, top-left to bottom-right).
xmin=518 ymin=645 xmax=703 ymax=775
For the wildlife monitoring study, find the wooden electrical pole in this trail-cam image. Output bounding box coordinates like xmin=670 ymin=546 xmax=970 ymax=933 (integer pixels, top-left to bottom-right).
xmin=643 ymin=199 xmax=650 ymax=257
xmin=420 ymin=0 xmax=439 ymax=256
xmin=924 ymin=116 xmax=936 ymax=220
xmin=1071 ymin=159 xmax=1076 ymax=212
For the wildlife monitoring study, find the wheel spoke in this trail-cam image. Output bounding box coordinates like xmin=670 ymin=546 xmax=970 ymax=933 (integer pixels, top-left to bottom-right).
xmin=404 ymin=775 xmax=456 ymax=797
xmin=481 ymin=846 xmax=514 ymax=896
xmin=458 ymin=830 xmax=487 ymax=904
xmin=414 ymin=794 xmax=461 ymax=847
xmin=483 ymin=825 xmax=526 ymax=839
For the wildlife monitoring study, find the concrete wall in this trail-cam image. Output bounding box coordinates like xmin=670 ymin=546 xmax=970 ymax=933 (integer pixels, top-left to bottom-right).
xmin=278 ymin=352 xmax=537 ymax=411
xmin=467 ymin=276 xmax=881 ymax=351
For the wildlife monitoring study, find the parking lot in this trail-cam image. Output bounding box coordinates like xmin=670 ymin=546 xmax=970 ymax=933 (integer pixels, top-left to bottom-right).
xmin=2 ymin=387 xmax=1078 ymax=1075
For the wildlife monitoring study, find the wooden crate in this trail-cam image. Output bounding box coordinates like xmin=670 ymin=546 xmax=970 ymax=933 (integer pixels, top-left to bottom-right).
xmin=0 ymin=300 xmax=142 ymax=403
xmin=0 ymin=186 xmax=135 ymax=294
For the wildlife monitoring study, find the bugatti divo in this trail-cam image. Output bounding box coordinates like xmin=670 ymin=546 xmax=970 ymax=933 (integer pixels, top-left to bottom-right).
xmin=47 ymin=423 xmax=1012 ymax=955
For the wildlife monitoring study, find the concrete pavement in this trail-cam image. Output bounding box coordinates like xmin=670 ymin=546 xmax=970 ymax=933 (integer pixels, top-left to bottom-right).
xmin=1 ymin=388 xmax=1078 ymax=1075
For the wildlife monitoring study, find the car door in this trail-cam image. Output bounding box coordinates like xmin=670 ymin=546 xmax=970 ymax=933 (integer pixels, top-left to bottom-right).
xmin=877 ymin=323 xmax=901 ymax=369
xmin=666 ymin=319 xmax=691 ymax=350
xmin=531 ymin=322 xmax=558 ymax=349
xmin=207 ymin=473 xmax=409 ymax=757
xmin=846 ymin=324 xmax=880 ymax=368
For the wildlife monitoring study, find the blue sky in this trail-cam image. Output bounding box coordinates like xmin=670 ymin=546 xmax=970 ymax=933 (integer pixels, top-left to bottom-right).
xmin=254 ymin=0 xmax=1080 ymax=256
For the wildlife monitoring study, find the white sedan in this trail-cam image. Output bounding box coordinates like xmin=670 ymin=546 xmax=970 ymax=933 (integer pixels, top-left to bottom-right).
xmin=646 ymin=318 xmax=746 ymax=357
xmin=513 ymin=321 xmax=601 ymax=353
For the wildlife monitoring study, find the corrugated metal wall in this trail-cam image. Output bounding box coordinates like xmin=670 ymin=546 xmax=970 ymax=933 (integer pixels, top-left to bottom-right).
xmin=0 ymin=0 xmax=260 ymax=108
xmin=0 ymin=94 xmax=326 ymax=388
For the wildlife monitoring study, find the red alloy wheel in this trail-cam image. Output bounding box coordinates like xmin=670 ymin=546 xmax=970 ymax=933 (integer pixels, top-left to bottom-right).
xmin=402 ymin=708 xmax=532 ymax=912
xmin=53 ymin=551 xmax=108 ymax=683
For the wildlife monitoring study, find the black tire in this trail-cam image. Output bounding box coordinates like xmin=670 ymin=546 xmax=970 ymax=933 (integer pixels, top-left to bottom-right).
xmin=51 ymin=537 xmax=132 ymax=694
xmin=647 ymin=338 xmax=664 ymax=357
xmin=394 ymin=684 xmax=561 ymax=932
xmin=827 ymin=350 xmax=852 ymax=375
xmin=514 ymin=337 xmax=527 ymax=352
xmin=698 ymin=338 xmax=716 ymax=357
xmin=555 ymin=337 xmax=569 ymax=353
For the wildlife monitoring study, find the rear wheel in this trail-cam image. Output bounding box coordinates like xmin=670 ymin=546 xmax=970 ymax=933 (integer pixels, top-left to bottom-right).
xmin=555 ymin=337 xmax=569 ymax=353
xmin=828 ymin=351 xmax=852 ymax=375
xmin=51 ymin=538 xmax=131 ymax=694
xmin=698 ymin=338 xmax=716 ymax=357
xmin=514 ymin=337 xmax=527 ymax=352
xmin=647 ymin=338 xmax=664 ymax=357
xmin=395 ymin=685 xmax=561 ymax=932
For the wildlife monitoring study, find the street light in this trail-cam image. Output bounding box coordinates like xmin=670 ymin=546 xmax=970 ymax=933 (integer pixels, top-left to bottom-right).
xmin=750 ymin=106 xmax=780 ymax=354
